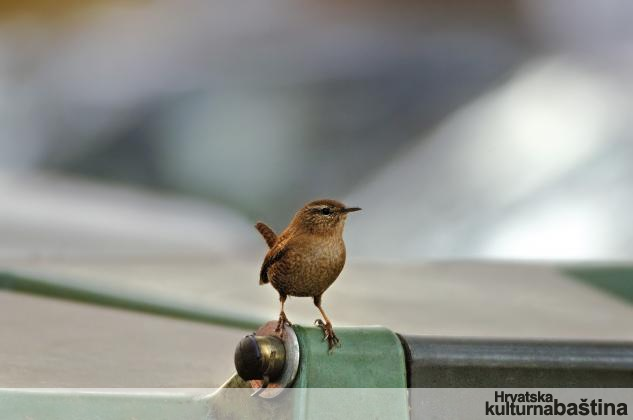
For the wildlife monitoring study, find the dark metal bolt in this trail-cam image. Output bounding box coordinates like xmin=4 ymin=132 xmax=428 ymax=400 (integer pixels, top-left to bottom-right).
xmin=234 ymin=334 xmax=286 ymax=382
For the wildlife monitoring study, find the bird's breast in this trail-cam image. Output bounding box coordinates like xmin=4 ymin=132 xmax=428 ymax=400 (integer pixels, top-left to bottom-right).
xmin=301 ymin=235 xmax=346 ymax=271
xmin=277 ymin=235 xmax=346 ymax=297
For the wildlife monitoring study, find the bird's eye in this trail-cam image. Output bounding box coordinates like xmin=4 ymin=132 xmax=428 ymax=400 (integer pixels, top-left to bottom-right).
xmin=320 ymin=207 xmax=331 ymax=215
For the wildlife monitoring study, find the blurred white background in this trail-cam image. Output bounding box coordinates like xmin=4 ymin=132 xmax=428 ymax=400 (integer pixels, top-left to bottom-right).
xmin=1 ymin=0 xmax=632 ymax=261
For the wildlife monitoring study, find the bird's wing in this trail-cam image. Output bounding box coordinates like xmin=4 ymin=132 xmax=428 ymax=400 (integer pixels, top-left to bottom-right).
xmin=254 ymin=222 xmax=277 ymax=248
xmin=259 ymin=244 xmax=288 ymax=285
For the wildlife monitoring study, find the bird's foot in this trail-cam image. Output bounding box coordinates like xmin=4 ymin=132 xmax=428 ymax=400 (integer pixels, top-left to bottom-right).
xmin=314 ymin=319 xmax=340 ymax=353
xmin=275 ymin=312 xmax=292 ymax=336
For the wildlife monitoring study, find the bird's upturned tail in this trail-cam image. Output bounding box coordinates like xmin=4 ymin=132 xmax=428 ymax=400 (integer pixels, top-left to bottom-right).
xmin=255 ymin=222 xmax=277 ymax=248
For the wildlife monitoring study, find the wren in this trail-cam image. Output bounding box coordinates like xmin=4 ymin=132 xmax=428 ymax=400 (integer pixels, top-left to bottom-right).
xmin=255 ymin=199 xmax=361 ymax=351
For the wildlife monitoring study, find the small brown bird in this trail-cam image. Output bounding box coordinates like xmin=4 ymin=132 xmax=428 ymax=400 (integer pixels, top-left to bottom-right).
xmin=255 ymin=199 xmax=361 ymax=350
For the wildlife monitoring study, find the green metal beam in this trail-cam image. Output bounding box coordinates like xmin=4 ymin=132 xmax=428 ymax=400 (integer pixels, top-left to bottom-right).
xmin=0 ymin=389 xmax=213 ymax=420
xmin=217 ymin=325 xmax=409 ymax=419
xmin=2 ymin=325 xmax=410 ymax=420
xmin=0 ymin=270 xmax=264 ymax=330
xmin=292 ymin=325 xmax=407 ymax=387
xmin=290 ymin=325 xmax=409 ymax=420
xmin=563 ymin=266 xmax=633 ymax=305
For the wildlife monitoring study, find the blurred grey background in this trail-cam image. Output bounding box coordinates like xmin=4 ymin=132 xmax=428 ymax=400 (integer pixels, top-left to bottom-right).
xmin=3 ymin=0 xmax=633 ymax=388
xmin=1 ymin=0 xmax=632 ymax=261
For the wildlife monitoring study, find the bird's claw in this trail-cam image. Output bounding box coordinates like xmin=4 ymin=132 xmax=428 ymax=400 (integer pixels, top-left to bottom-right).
xmin=275 ymin=312 xmax=292 ymax=336
xmin=314 ymin=319 xmax=340 ymax=353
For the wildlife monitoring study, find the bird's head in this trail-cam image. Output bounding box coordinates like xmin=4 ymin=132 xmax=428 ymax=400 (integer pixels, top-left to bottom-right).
xmin=292 ymin=199 xmax=361 ymax=234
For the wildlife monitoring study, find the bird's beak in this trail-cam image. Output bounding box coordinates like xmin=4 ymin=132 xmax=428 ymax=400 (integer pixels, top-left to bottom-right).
xmin=342 ymin=207 xmax=362 ymax=213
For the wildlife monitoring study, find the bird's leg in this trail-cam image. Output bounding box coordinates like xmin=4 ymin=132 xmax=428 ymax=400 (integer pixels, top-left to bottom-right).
xmin=313 ymin=295 xmax=339 ymax=352
xmin=275 ymin=294 xmax=292 ymax=335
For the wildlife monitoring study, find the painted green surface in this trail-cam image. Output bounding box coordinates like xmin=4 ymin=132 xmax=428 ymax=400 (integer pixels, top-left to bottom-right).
xmin=212 ymin=325 xmax=410 ymax=420
xmin=564 ymin=266 xmax=633 ymax=304
xmin=0 ymin=389 xmax=212 ymax=420
xmin=1 ymin=326 xmax=411 ymax=420
xmin=292 ymin=325 xmax=408 ymax=388
xmin=0 ymin=270 xmax=264 ymax=330
xmin=291 ymin=325 xmax=409 ymax=420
